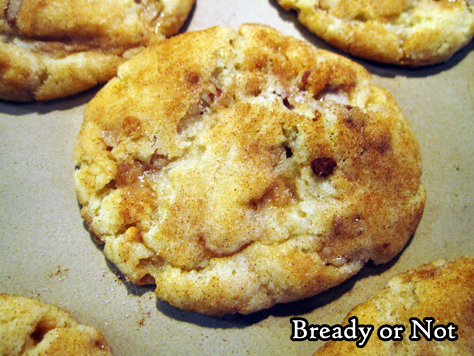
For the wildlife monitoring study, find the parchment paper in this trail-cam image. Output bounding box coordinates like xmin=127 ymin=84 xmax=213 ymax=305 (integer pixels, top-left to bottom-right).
xmin=1 ymin=0 xmax=473 ymax=355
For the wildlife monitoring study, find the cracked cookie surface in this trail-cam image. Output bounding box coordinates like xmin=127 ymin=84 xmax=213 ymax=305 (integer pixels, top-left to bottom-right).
xmin=74 ymin=24 xmax=426 ymax=315
xmin=0 ymin=0 xmax=195 ymax=101
xmin=0 ymin=294 xmax=112 ymax=355
xmin=277 ymin=0 xmax=474 ymax=66
xmin=313 ymin=257 xmax=474 ymax=355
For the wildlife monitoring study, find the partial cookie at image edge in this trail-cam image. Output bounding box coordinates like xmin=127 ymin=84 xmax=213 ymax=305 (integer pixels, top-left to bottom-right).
xmin=0 ymin=294 xmax=113 ymax=356
xmin=277 ymin=0 xmax=474 ymax=67
xmin=0 ymin=0 xmax=195 ymax=101
xmin=312 ymin=257 xmax=474 ymax=355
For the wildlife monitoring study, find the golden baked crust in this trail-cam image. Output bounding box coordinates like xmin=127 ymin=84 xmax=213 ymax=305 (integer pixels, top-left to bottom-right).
xmin=74 ymin=24 xmax=426 ymax=315
xmin=277 ymin=0 xmax=474 ymax=67
xmin=313 ymin=257 xmax=474 ymax=355
xmin=0 ymin=294 xmax=112 ymax=355
xmin=0 ymin=0 xmax=195 ymax=101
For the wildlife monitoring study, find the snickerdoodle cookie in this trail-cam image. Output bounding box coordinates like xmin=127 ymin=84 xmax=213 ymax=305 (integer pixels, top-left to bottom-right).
xmin=277 ymin=0 xmax=474 ymax=66
xmin=74 ymin=24 xmax=426 ymax=315
xmin=313 ymin=257 xmax=474 ymax=355
xmin=0 ymin=294 xmax=112 ymax=355
xmin=0 ymin=0 xmax=194 ymax=101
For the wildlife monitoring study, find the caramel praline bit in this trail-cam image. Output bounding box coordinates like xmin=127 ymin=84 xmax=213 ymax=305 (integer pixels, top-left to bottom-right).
xmin=302 ymin=70 xmax=311 ymax=85
xmin=283 ymin=97 xmax=295 ymax=110
xmin=311 ymin=158 xmax=337 ymax=177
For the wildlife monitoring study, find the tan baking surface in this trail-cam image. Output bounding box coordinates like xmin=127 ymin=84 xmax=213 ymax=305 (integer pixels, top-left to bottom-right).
xmin=0 ymin=0 xmax=473 ymax=355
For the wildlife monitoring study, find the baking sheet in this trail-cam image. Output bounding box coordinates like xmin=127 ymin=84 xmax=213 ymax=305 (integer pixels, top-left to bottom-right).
xmin=1 ymin=0 xmax=473 ymax=354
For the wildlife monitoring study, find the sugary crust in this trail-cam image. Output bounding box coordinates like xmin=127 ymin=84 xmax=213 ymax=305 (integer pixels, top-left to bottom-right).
xmin=0 ymin=0 xmax=195 ymax=101
xmin=313 ymin=257 xmax=474 ymax=355
xmin=277 ymin=0 xmax=474 ymax=67
xmin=74 ymin=24 xmax=426 ymax=315
xmin=0 ymin=294 xmax=112 ymax=355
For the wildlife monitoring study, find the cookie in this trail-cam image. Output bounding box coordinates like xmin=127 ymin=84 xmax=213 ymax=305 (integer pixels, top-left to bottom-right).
xmin=277 ymin=0 xmax=474 ymax=67
xmin=0 ymin=294 xmax=112 ymax=355
xmin=313 ymin=257 xmax=474 ymax=355
xmin=0 ymin=0 xmax=195 ymax=101
xmin=74 ymin=24 xmax=426 ymax=315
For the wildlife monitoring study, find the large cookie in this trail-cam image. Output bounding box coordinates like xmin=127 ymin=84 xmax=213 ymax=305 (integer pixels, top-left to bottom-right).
xmin=0 ymin=294 xmax=112 ymax=355
xmin=313 ymin=257 xmax=474 ymax=355
xmin=277 ymin=0 xmax=474 ymax=67
xmin=74 ymin=24 xmax=426 ymax=315
xmin=0 ymin=0 xmax=195 ymax=101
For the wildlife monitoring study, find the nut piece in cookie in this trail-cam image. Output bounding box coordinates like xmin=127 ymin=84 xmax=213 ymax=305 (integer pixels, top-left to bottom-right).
xmin=277 ymin=0 xmax=474 ymax=66
xmin=0 ymin=294 xmax=112 ymax=355
xmin=0 ymin=0 xmax=195 ymax=101
xmin=313 ymin=257 xmax=474 ymax=355
xmin=74 ymin=24 xmax=426 ymax=315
